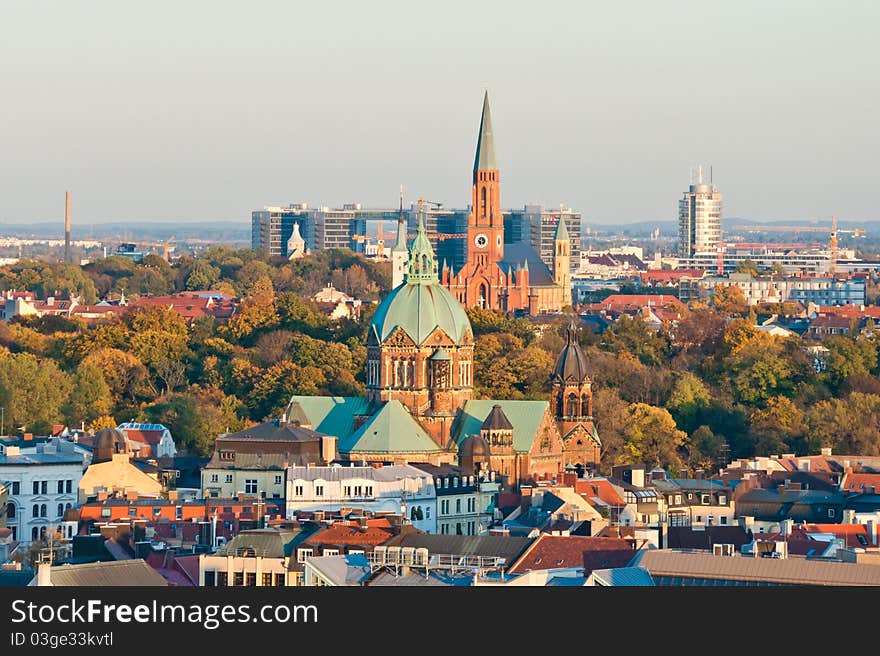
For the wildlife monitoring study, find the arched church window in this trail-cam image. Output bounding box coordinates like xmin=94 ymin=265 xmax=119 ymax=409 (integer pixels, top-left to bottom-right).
xmin=480 ymin=187 xmax=486 ymax=213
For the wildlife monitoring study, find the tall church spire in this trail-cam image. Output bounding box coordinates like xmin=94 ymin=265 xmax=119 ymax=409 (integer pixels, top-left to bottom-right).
xmin=405 ymin=200 xmax=439 ymax=285
xmin=473 ymin=91 xmax=497 ymax=172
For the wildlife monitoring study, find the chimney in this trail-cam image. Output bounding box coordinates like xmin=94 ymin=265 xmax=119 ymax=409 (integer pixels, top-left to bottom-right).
xmin=843 ymin=509 xmax=856 ymax=524
xmin=798 ymin=459 xmax=810 ymax=472
xmin=321 ymin=436 xmax=337 ymax=464
xmin=820 ymin=447 xmax=832 ymax=456
xmin=65 ymin=191 xmax=71 ymax=265
xmin=777 ymin=484 xmax=785 ymax=495
xmin=23 ymin=433 xmax=32 ymax=441
xmin=695 ymin=469 xmax=704 ymax=480
xmin=37 ymin=562 xmax=52 ymax=587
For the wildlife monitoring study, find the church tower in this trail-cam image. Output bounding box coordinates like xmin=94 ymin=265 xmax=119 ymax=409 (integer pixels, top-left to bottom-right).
xmin=553 ymin=216 xmax=572 ymax=307
xmin=551 ymin=323 xmax=600 ymax=471
xmin=467 ymin=91 xmax=504 ymax=268
xmin=391 ymin=187 xmax=408 ymax=289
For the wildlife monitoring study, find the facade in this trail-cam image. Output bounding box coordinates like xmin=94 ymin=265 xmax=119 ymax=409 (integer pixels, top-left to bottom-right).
xmin=411 ymin=464 xmax=500 ymax=536
xmin=251 ymin=204 xmax=316 ymax=256
xmin=679 ymin=272 xmax=866 ymax=306
xmin=442 ymin=92 xmax=572 ymax=316
xmin=285 ymin=465 xmax=436 ymax=534
xmin=678 ymin=167 xmax=722 ymax=257
xmin=0 ymin=441 xmax=84 ymax=545
xmin=78 ymin=452 xmax=164 ymax=504
xmin=651 ymin=478 xmax=735 ymax=527
xmin=199 ymin=528 xmax=315 ymax=587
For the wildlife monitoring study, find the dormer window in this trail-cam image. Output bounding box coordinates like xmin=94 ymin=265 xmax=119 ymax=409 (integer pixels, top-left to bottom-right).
xmin=219 ymin=450 xmax=234 ymax=461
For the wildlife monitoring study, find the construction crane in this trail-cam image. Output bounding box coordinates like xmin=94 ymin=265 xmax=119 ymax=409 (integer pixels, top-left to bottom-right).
xmin=732 ymin=217 xmax=865 ymax=275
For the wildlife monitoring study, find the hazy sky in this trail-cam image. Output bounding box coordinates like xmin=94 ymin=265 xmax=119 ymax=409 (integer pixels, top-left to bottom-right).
xmin=1 ymin=1 xmax=878 ymax=225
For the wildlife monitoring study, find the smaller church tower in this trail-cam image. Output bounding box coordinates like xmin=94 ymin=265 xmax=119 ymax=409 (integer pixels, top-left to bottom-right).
xmin=553 ymin=216 xmax=572 ymax=307
xmin=391 ymin=187 xmax=408 ymax=289
xmin=551 ymin=323 xmax=600 ymax=471
xmin=287 ymin=222 xmax=308 ymax=260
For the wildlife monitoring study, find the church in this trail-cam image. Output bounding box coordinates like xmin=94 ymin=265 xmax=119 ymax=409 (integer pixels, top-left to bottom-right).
xmin=441 ymin=92 xmax=573 ymax=316
xmin=284 ymin=205 xmax=600 ymax=489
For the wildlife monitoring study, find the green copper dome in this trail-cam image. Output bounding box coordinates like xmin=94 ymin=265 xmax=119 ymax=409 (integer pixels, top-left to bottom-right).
xmin=370 ymin=207 xmax=472 ymax=346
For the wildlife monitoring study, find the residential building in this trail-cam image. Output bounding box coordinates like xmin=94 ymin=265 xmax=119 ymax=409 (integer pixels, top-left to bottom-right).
xmin=0 ymin=440 xmax=84 ymax=545
xmin=651 ymin=477 xmax=735 ymax=527
xmin=678 ymin=166 xmax=722 ymax=257
xmin=115 ymin=422 xmax=177 ymax=459
xmin=199 ymin=527 xmax=317 ymax=587
xmin=202 ymin=415 xmax=335 ymax=500
xmin=411 ymin=464 xmax=499 ymax=536
xmin=285 ymin=465 xmax=436 ymax=533
xmin=679 ymin=272 xmax=866 ymax=307
xmin=79 ymin=444 xmax=164 ymax=504
xmin=737 ymin=484 xmax=846 ymax=533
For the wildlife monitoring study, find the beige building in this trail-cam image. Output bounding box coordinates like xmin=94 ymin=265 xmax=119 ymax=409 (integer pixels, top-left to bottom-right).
xmin=78 ymin=453 xmax=163 ymax=504
xmin=201 ymin=453 xmax=287 ymax=500
xmin=199 ymin=528 xmax=310 ymax=587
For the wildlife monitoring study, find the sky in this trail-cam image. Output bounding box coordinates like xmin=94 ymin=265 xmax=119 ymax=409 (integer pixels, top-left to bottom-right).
xmin=1 ymin=1 xmax=878 ymax=226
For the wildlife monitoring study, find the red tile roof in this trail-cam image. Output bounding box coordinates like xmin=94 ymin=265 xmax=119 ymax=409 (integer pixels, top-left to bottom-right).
xmin=305 ymin=523 xmax=393 ymax=547
xmin=843 ymin=473 xmax=880 ymax=493
xmin=121 ymin=428 xmax=164 ymax=446
xmin=508 ymin=534 xmax=636 ymax=575
xmin=801 ymin=523 xmax=873 ymax=547
xmin=574 ymin=479 xmax=625 ymax=508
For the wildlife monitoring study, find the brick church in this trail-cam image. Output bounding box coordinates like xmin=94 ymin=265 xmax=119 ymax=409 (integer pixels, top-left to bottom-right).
xmin=441 ymin=92 xmax=573 ymax=316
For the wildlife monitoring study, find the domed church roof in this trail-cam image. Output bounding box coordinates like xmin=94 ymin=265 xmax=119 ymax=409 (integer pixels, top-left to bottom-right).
xmin=552 ymin=323 xmax=591 ymax=384
xmin=93 ymin=426 xmax=127 ymax=464
xmin=370 ymin=207 xmax=472 ymax=346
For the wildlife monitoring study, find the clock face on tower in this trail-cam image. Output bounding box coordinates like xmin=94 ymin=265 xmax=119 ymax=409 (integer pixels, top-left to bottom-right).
xmin=474 ymin=233 xmax=488 ymax=249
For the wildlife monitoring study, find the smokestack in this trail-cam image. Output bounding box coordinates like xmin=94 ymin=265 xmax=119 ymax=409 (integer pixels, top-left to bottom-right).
xmin=65 ymin=191 xmax=71 ymax=264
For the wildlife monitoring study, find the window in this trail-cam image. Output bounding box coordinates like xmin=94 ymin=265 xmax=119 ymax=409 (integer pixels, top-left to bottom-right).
xmin=57 ymin=481 xmax=64 ymax=494
xmin=274 ymin=475 xmax=282 ymax=485
xmin=467 ymin=498 xmax=475 ymax=513
xmin=695 ymin=515 xmax=702 ymax=523
xmin=315 ymin=485 xmax=324 ymax=497
xmin=233 ymin=572 xmax=244 ymax=586
xmin=275 ymin=573 xmax=286 ymax=587
xmin=129 ymin=507 xmax=137 ymax=517
xmin=455 ymin=523 xmax=463 ymax=535
xmin=11 ymin=482 xmax=19 ymax=495
xmin=353 ymin=486 xmax=362 ymax=497
xmin=245 ymin=480 xmax=258 ymax=495
xmin=6 ymin=504 xmax=14 ymax=519
xmin=216 ymin=572 xmax=227 ymax=587
xmin=225 ymin=474 xmax=233 ymax=483
xmin=294 ymin=485 xmax=303 ymax=496
xmin=701 ymin=494 xmax=710 ymax=505
xmin=425 ymin=507 xmax=430 ymax=519
xmin=297 ymin=548 xmax=314 ymax=563
xmin=343 ymin=486 xmax=351 ymax=497
xmin=41 ymin=481 xmax=47 ymax=494
xmin=219 ymin=450 xmax=234 ymax=461
xmin=210 ymin=474 xmax=218 ymax=483
xmin=204 ymin=571 xmax=216 ymax=587
xmin=261 ymin=573 xmax=274 ymax=587
xmin=32 ymin=504 xmax=39 ymax=518
xmin=176 ymin=506 xmax=183 ymax=520
xmin=323 ymin=548 xmax=339 ymax=556
xmin=674 ymin=495 xmax=682 ymax=506
xmin=364 ymin=486 xmax=373 ymax=497
xmin=32 ymin=481 xmax=39 ymax=495
xmin=153 ymin=507 xmax=162 ymax=516
xmin=720 ymin=516 xmax=728 ymax=525
xmin=244 ymin=573 xmax=256 ymax=587
xmin=455 ymin=499 xmax=461 ymax=514
xmin=66 ymin=480 xmax=72 ymax=494
xmin=32 ymin=527 xmax=39 ymax=541
xmin=828 ymin=508 xmax=836 ymax=518
xmin=719 ymin=496 xmax=727 ymax=505
xmin=57 ymin=503 xmax=63 ymax=517
xmin=40 ymin=504 xmax=47 ymax=517
xmin=101 ymin=508 xmax=111 ymax=518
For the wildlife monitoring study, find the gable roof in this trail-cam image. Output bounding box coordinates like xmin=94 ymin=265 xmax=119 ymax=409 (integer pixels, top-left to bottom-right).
xmin=339 ymin=400 xmax=441 ymax=454
xmin=43 ymin=559 xmax=169 ymax=586
xmin=306 ymin=523 xmax=393 ymax=547
xmin=509 ymin=534 xmax=636 ymax=575
xmin=216 ymin=528 xmax=313 ymax=558
xmin=383 ymin=533 xmax=534 ymax=564
xmin=287 ymin=396 xmax=371 ymax=440
xmin=220 ymin=421 xmax=326 ymax=443
xmin=589 ymin=566 xmax=655 ymax=587
xmin=574 ymin=478 xmax=626 ymax=508
xmin=454 ymin=399 xmax=549 ymax=452
xmin=500 ymin=243 xmax=555 ymax=286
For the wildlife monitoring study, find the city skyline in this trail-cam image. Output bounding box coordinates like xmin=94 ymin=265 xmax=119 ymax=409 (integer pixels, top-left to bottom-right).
xmin=1 ymin=1 xmax=878 ymax=225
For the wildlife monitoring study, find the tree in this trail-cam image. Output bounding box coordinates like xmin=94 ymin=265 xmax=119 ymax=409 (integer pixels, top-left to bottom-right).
xmin=622 ymin=403 xmax=687 ymax=470
xmin=712 ymin=284 xmax=748 ymax=316
xmin=821 ymin=336 xmax=878 ymax=391
xmin=185 ymin=260 xmax=221 ymax=291
xmin=749 ymin=396 xmax=804 ymax=456
xmin=688 ymin=425 xmax=726 ymax=471
xmin=734 ymin=259 xmax=760 ymax=277
xmin=66 ymin=362 xmax=113 ymax=424
xmin=665 ymin=372 xmax=711 ymax=433
xmin=592 ymin=387 xmax=629 ymax=472
xmin=0 ymin=353 xmax=71 ymax=434
xmin=601 ymin=315 xmax=669 ymax=366
xmin=81 ymin=347 xmax=150 ymax=404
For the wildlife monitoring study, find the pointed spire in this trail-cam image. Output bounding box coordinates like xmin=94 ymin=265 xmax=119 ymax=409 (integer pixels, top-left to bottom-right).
xmin=555 ymin=216 xmax=570 ymax=242
xmin=522 ymin=259 xmax=529 ymax=272
xmin=393 ymin=186 xmax=408 ymax=253
xmin=405 ymin=200 xmax=439 ymax=285
xmin=473 ymin=90 xmax=497 ymax=172
xmin=566 ymin=321 xmax=578 ymax=345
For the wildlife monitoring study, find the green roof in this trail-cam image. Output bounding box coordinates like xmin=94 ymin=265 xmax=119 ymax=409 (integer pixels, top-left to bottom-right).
xmin=555 ymin=215 xmax=570 ymax=241
xmin=340 ymin=400 xmax=442 ymax=454
xmin=287 ymin=396 xmax=371 ymax=440
xmin=370 ymin=278 xmax=472 ymax=346
xmin=453 ymin=400 xmax=550 ymax=452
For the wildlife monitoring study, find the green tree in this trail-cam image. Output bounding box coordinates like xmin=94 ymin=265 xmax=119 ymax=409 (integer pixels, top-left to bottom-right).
xmin=622 ymin=403 xmax=687 ymax=470
xmin=601 ymin=315 xmax=669 ymax=366
xmin=666 ymin=372 xmax=711 ymax=433
xmin=0 ymin=353 xmax=71 ymax=433
xmin=66 ymin=362 xmax=113 ymax=424
xmin=185 ymin=259 xmax=221 ymax=291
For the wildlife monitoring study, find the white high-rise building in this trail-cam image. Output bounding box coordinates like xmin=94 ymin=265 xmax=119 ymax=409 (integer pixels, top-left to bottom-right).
xmin=678 ymin=166 xmax=722 ymax=257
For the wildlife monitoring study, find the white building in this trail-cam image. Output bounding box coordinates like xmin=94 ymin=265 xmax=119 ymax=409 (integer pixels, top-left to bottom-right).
xmin=0 ymin=440 xmax=85 ymax=545
xmin=286 ymin=464 xmax=436 ymax=534
xmin=678 ymin=166 xmax=722 ymax=257
xmin=410 ymin=465 xmax=500 ymax=536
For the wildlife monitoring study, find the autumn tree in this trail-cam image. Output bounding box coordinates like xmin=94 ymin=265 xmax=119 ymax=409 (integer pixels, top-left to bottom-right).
xmin=622 ymin=403 xmax=687 ymax=470
xmin=712 ymin=284 xmax=748 ymax=316
xmin=0 ymin=353 xmax=71 ymax=434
